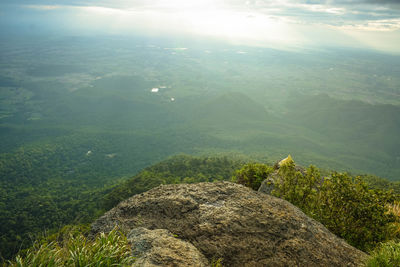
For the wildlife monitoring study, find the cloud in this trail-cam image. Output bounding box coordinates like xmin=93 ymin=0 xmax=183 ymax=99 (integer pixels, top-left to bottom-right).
xmin=339 ymin=0 xmax=400 ymax=4
xmin=22 ymin=5 xmax=66 ymax=10
xmin=2 ymin=0 xmax=400 ymax=53
xmin=12 ymin=0 xmax=400 ymax=31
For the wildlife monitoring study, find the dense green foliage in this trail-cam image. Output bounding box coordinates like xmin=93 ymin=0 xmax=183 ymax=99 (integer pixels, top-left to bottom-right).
xmin=233 ymin=163 xmax=273 ymax=190
xmin=314 ymin=173 xmax=396 ymax=251
xmin=366 ymin=241 xmax=400 ymax=267
xmin=272 ymin=164 xmax=320 ymax=212
xmin=0 ymin=154 xmax=244 ymax=261
xmin=0 ymin=154 xmax=244 ymax=263
xmin=276 ymin=166 xmax=397 ymax=251
xmin=102 ymin=155 xmax=245 ymax=210
xmin=362 ymin=174 xmax=400 ymax=195
xmin=0 ymin=138 xmax=122 ymax=260
xmin=7 ymin=227 xmax=134 ymax=267
xmin=236 ymin=161 xmax=398 ymax=251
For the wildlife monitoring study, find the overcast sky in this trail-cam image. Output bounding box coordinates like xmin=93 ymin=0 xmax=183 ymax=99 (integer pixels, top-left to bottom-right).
xmin=1 ymin=0 xmax=400 ymax=53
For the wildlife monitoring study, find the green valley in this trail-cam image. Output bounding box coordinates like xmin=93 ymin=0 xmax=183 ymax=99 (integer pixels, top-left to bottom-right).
xmin=0 ymin=35 xmax=399 ymax=262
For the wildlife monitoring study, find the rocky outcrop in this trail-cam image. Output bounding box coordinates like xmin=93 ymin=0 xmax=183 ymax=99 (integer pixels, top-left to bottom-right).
xmin=128 ymin=227 xmax=208 ymax=267
xmin=91 ymin=182 xmax=366 ymax=267
xmin=258 ymin=171 xmax=280 ymax=194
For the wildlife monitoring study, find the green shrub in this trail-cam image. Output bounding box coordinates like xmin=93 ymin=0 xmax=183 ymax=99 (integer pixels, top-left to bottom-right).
xmin=366 ymin=240 xmax=400 ymax=267
xmin=248 ymin=161 xmax=397 ymax=252
xmin=315 ymin=172 xmax=396 ymax=251
xmin=273 ymin=164 xmax=320 ymax=212
xmin=233 ymin=163 xmax=273 ymax=190
xmin=8 ymin=228 xmax=135 ymax=266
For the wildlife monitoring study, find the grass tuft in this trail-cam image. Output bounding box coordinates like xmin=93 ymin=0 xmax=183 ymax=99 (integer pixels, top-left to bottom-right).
xmin=8 ymin=228 xmax=134 ymax=267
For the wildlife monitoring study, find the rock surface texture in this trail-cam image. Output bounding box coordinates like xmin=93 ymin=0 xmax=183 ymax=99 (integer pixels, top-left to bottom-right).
xmin=91 ymin=182 xmax=366 ymax=267
xmin=128 ymin=227 xmax=208 ymax=267
xmin=258 ymin=171 xmax=280 ymax=195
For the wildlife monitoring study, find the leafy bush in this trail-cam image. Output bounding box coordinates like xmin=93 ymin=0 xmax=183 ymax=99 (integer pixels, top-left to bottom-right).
xmin=8 ymin=227 xmax=135 ymax=266
xmin=315 ymin=172 xmax=396 ymax=251
xmin=233 ymin=163 xmax=273 ymax=190
xmin=237 ymin=161 xmax=397 ymax=252
xmin=366 ymin=240 xmax=400 ymax=267
xmin=273 ymin=164 xmax=320 ymax=212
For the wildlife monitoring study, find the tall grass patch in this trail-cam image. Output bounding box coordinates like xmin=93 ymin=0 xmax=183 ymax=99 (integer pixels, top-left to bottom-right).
xmin=8 ymin=228 xmax=134 ymax=266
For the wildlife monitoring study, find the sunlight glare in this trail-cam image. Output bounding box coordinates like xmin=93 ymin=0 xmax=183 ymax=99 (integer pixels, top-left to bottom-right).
xmin=76 ymin=0 xmax=300 ymax=47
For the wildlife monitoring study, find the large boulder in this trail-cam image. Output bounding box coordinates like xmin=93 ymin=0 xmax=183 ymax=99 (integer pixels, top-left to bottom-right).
xmin=128 ymin=227 xmax=208 ymax=267
xmin=91 ymin=182 xmax=366 ymax=267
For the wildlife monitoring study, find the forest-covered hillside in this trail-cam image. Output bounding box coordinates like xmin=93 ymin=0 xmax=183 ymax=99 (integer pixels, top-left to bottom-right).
xmin=1 ymin=35 xmax=399 ymax=263
xmin=5 ymin=154 xmax=400 ymax=266
xmin=1 ymin=36 xmax=399 ymax=180
xmin=2 ymin=154 xmax=400 ymax=261
xmin=0 ymin=154 xmax=245 ymax=260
